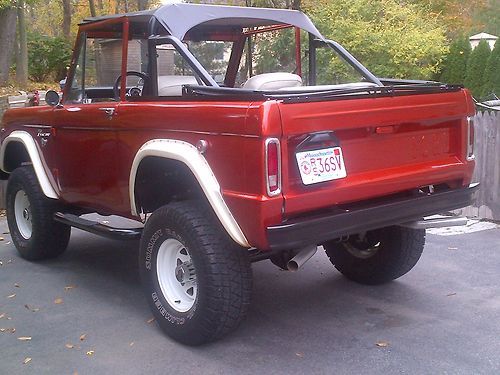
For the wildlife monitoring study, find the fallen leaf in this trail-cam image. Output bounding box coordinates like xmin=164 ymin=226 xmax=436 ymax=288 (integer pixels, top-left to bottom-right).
xmin=129 ymin=342 xmax=134 ymax=347
xmin=295 ymin=352 xmax=304 ymax=358
xmin=7 ymin=259 xmax=13 ymax=264
xmin=7 ymin=294 xmax=16 ymax=299
xmin=18 ymin=336 xmax=32 ymax=341
xmin=79 ymin=334 xmax=87 ymax=341
xmin=0 ymin=327 xmax=16 ymax=334
xmin=24 ymin=304 xmax=40 ymax=312
xmin=0 ymin=236 xmax=4 ymax=241
xmin=448 ymin=247 xmax=458 ymax=250
xmin=0 ymin=261 xmax=3 ymax=266
xmin=0 ymin=313 xmax=5 ymax=319
xmin=3 ymin=231 xmax=9 ymax=234
xmin=64 ymin=285 xmax=76 ymax=291
xmin=5 ymin=241 xmax=11 ymax=245
xmin=65 ymin=343 xmax=75 ymax=349
xmin=23 ymin=357 xmax=32 ymax=365
xmin=376 ymin=341 xmax=389 ymax=347
xmin=54 ymin=298 xmax=63 ymax=304
xmin=86 ymin=350 xmax=94 ymax=356
xmin=446 ymin=292 xmax=457 ymax=297
xmin=14 ymin=283 xmax=20 ymax=288
xmin=146 ymin=317 xmax=155 ymax=324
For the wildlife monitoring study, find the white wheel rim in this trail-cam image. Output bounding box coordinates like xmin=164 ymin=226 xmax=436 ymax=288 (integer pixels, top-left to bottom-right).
xmin=156 ymin=238 xmax=197 ymax=313
xmin=14 ymin=190 xmax=32 ymax=240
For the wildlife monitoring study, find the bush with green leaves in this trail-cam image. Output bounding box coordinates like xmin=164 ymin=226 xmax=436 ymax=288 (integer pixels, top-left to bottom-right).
xmin=464 ymin=40 xmax=491 ymax=99
xmin=27 ymin=32 xmax=72 ymax=82
xmin=482 ymin=42 xmax=500 ymax=99
xmin=303 ymin=0 xmax=448 ymax=80
xmin=439 ymin=37 xmax=471 ymax=85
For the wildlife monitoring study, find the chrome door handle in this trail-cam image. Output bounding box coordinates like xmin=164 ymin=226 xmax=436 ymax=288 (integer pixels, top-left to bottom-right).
xmin=98 ymin=107 xmax=116 ymax=118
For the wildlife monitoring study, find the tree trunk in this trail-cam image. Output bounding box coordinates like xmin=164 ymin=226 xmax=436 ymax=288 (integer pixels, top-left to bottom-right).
xmin=16 ymin=0 xmax=28 ymax=86
xmin=89 ymin=0 xmax=96 ymax=17
xmin=137 ymin=0 xmax=148 ymax=11
xmin=97 ymin=0 xmax=103 ymax=12
xmin=0 ymin=7 xmax=17 ymax=86
xmin=62 ymin=0 xmax=71 ymax=41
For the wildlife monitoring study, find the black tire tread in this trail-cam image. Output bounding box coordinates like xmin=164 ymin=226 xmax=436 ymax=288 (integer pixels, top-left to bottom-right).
xmin=140 ymin=201 xmax=252 ymax=345
xmin=324 ymin=226 xmax=425 ymax=285
xmin=6 ymin=166 xmax=70 ymax=260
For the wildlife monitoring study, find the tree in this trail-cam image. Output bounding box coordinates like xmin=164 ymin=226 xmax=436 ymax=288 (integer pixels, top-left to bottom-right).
xmin=16 ymin=0 xmax=28 ymax=86
xmin=0 ymin=4 xmax=17 ymax=86
xmin=89 ymin=0 xmax=96 ymax=17
xmin=482 ymin=42 xmax=500 ymax=98
xmin=407 ymin=0 xmax=488 ymax=38
xmin=62 ymin=0 xmax=71 ymax=40
xmin=439 ymin=37 xmax=471 ymax=85
xmin=302 ymin=0 xmax=448 ymax=80
xmin=464 ymin=40 xmax=491 ymax=99
xmin=473 ymin=0 xmax=500 ymax=36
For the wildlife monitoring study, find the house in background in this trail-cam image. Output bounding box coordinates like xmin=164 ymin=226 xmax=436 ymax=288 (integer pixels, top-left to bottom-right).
xmin=469 ymin=32 xmax=498 ymax=50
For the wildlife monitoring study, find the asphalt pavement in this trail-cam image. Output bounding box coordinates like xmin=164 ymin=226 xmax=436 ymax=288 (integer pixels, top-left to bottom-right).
xmin=1 ymin=217 xmax=499 ymax=375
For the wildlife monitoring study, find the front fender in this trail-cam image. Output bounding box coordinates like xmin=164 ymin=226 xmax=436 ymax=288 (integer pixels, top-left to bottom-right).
xmin=0 ymin=131 xmax=58 ymax=199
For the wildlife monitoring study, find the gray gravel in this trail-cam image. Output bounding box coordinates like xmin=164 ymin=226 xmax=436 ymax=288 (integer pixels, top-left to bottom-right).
xmin=1 ymin=217 xmax=499 ymax=375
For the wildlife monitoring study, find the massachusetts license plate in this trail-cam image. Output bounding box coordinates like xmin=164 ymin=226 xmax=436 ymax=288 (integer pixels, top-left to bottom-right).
xmin=295 ymin=147 xmax=347 ymax=185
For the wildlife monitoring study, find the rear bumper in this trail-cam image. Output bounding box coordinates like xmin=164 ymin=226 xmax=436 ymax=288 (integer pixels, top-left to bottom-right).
xmin=266 ymin=183 xmax=479 ymax=250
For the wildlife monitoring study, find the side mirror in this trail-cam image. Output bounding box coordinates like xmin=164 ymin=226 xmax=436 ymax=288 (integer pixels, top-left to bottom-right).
xmin=45 ymin=90 xmax=61 ymax=107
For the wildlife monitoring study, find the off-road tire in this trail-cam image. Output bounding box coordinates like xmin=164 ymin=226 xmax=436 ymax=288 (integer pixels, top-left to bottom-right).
xmin=6 ymin=166 xmax=71 ymax=260
xmin=139 ymin=201 xmax=253 ymax=346
xmin=324 ymin=226 xmax=425 ymax=285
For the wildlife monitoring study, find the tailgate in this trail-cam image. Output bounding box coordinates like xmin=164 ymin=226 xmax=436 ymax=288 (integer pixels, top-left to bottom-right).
xmin=278 ymin=90 xmax=474 ymax=217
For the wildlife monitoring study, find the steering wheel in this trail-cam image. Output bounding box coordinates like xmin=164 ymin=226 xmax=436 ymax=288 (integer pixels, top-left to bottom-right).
xmin=113 ymin=71 xmax=150 ymax=100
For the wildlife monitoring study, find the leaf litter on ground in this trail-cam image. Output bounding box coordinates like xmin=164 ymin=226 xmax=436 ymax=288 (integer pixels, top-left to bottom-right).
xmin=376 ymin=341 xmax=390 ymax=347
xmin=25 ymin=304 xmax=40 ymax=312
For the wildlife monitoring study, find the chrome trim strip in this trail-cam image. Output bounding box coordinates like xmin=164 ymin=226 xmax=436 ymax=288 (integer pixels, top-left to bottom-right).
xmin=129 ymin=139 xmax=250 ymax=248
xmin=0 ymin=131 xmax=58 ymax=199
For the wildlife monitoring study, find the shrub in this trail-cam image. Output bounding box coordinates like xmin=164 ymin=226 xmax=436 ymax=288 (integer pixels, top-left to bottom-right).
xmin=464 ymin=40 xmax=491 ymax=99
xmin=482 ymin=42 xmax=500 ymax=98
xmin=439 ymin=37 xmax=471 ymax=85
xmin=28 ymin=32 xmax=72 ymax=82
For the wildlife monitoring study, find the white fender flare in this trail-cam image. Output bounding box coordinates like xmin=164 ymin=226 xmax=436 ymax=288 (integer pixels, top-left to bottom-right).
xmin=0 ymin=131 xmax=58 ymax=199
xmin=129 ymin=139 xmax=250 ymax=248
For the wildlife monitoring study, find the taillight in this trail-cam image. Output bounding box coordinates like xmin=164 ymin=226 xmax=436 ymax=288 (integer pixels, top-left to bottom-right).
xmin=467 ymin=116 xmax=475 ymax=161
xmin=265 ymin=138 xmax=281 ymax=196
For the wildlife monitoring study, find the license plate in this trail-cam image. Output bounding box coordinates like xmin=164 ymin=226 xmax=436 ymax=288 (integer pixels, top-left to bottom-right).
xmin=295 ymin=147 xmax=347 ymax=185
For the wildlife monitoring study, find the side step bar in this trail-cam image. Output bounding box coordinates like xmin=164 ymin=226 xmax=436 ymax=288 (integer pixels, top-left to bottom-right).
xmin=54 ymin=212 xmax=142 ymax=240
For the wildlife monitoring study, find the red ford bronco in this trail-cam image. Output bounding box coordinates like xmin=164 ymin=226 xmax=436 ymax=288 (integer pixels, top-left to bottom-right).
xmin=0 ymin=4 xmax=477 ymax=345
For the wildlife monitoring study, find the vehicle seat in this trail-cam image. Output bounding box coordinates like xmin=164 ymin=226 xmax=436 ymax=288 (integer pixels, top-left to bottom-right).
xmin=158 ymin=75 xmax=199 ymax=96
xmin=242 ymin=73 xmax=302 ymax=91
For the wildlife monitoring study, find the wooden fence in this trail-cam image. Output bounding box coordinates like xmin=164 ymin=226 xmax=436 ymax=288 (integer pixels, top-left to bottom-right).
xmin=455 ymin=110 xmax=500 ymax=221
